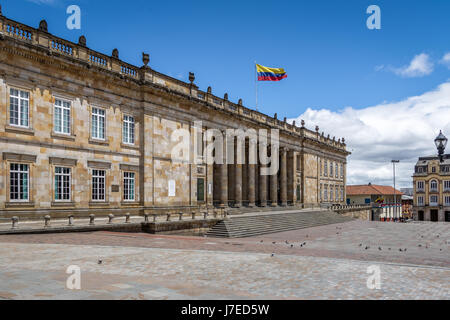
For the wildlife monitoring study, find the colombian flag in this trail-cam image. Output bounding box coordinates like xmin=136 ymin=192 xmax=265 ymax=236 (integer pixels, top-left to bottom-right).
xmin=256 ymin=64 xmax=287 ymax=81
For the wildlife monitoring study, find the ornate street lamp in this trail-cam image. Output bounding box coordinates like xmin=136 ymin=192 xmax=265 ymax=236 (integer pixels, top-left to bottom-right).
xmin=435 ymin=130 xmax=448 ymax=162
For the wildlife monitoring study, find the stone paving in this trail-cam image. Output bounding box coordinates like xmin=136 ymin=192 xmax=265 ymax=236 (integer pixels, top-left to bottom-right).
xmin=0 ymin=221 xmax=448 ymax=299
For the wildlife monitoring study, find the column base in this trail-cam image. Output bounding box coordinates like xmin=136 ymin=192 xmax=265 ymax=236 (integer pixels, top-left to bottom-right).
xmin=247 ymin=203 xmax=255 ymax=208
xmin=270 ymin=202 xmax=278 ymax=207
xmin=280 ymin=202 xmax=287 ymax=207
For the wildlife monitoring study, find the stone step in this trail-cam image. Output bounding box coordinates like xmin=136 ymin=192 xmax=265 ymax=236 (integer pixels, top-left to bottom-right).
xmin=206 ymin=210 xmax=352 ymax=238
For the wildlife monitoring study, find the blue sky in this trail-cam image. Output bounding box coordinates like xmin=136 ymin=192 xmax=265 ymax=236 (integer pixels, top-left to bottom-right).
xmin=3 ymin=0 xmax=449 ymax=116
xmin=3 ymin=0 xmax=450 ymax=187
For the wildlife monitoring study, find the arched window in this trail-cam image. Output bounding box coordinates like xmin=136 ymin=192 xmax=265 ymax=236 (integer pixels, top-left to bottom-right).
xmin=430 ymin=180 xmax=438 ymax=192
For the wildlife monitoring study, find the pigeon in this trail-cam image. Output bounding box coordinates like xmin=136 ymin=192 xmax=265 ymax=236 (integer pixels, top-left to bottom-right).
xmin=359 ymin=244 xmax=362 ymax=247
xmin=418 ymin=244 xmax=422 ymax=247
xmin=365 ymin=246 xmax=369 ymax=250
xmin=399 ymin=249 xmax=403 ymax=252
xmin=98 ymin=259 xmax=102 ymax=264
xmin=404 ymin=248 xmax=407 ymax=252
xmin=291 ymin=244 xmax=294 ymax=248
xmin=272 ymin=242 xmax=276 ymax=244
xmin=271 ymin=253 xmax=275 ymax=257
xmin=285 ymin=240 xmax=289 ymax=244
xmin=378 ymin=247 xmax=382 ymax=251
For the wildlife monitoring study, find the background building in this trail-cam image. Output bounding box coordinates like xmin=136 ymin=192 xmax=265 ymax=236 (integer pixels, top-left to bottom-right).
xmin=413 ymin=131 xmax=450 ymax=222
xmin=346 ymin=183 xmax=403 ymax=220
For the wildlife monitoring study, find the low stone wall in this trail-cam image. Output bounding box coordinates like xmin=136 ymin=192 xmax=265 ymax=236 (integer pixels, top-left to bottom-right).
xmin=141 ymin=219 xmax=222 ymax=234
xmin=332 ymin=205 xmax=371 ymax=221
xmin=0 ymin=217 xmax=223 ymax=236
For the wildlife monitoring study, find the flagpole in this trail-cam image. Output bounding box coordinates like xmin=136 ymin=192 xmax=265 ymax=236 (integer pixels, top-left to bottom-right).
xmin=255 ymin=61 xmax=258 ymax=111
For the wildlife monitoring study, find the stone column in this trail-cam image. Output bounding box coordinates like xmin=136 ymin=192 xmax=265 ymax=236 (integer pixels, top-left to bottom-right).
xmin=280 ymin=147 xmax=288 ymax=206
xmin=248 ymin=164 xmax=256 ymax=207
xmin=247 ymin=138 xmax=257 ymax=207
xmin=270 ymin=145 xmax=278 ymax=207
xmin=220 ymin=132 xmax=228 ymax=208
xmin=259 ymin=143 xmax=268 ymax=207
xmin=259 ymin=166 xmax=267 ymax=207
xmin=287 ymin=150 xmax=295 ymax=205
xmin=234 ymin=141 xmax=243 ymax=208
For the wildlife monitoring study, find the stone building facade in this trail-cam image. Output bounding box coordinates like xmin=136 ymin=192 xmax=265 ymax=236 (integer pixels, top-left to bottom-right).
xmin=413 ymin=155 xmax=450 ymax=222
xmin=0 ymin=13 xmax=349 ymax=219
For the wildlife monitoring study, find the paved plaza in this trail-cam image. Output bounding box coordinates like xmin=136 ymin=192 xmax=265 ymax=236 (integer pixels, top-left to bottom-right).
xmin=0 ymin=221 xmax=448 ymax=299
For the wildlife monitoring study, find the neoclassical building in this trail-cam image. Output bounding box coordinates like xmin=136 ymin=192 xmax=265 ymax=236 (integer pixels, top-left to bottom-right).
xmin=413 ymin=131 xmax=450 ymax=222
xmin=0 ymin=12 xmax=349 ymax=219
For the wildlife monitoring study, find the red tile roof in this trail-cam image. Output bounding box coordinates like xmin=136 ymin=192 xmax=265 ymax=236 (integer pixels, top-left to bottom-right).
xmin=346 ymin=184 xmax=403 ymax=196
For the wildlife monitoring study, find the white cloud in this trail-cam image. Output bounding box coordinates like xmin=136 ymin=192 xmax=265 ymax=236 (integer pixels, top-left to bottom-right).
xmin=440 ymin=52 xmax=450 ymax=69
xmin=392 ymin=53 xmax=434 ymax=78
xmin=289 ymin=82 xmax=450 ymax=188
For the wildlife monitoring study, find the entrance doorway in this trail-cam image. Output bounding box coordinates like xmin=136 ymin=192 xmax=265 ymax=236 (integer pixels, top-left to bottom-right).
xmin=418 ymin=211 xmax=424 ymax=221
xmin=445 ymin=211 xmax=450 ymax=222
xmin=197 ymin=178 xmax=205 ymax=202
xmin=430 ymin=210 xmax=438 ymax=222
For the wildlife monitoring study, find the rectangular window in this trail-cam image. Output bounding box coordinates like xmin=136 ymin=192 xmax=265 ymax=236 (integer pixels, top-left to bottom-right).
xmin=335 ymin=164 xmax=338 ymax=178
xmin=10 ymin=163 xmax=29 ymax=201
xmin=319 ymin=183 xmax=322 ymax=201
xmin=92 ymin=169 xmax=106 ymax=201
xmin=341 ymin=164 xmax=344 ymax=178
xmin=330 ymin=162 xmax=333 ymax=177
xmin=417 ymin=196 xmax=424 ymax=206
xmin=324 ymin=161 xmax=328 ymax=177
xmin=123 ymin=171 xmax=135 ymax=201
xmin=91 ymin=107 xmax=105 ymax=140
xmin=341 ymin=186 xmax=344 ymax=201
xmin=430 ymin=195 xmax=438 ymax=206
xmin=335 ymin=186 xmax=339 ymax=202
xmin=9 ymin=88 xmax=29 ymax=127
xmin=445 ymin=196 xmax=450 ymax=206
xmin=417 ymin=181 xmax=424 ymax=192
xmin=196 ymin=131 xmax=203 ymax=157
xmin=54 ymin=99 xmax=71 ymax=134
xmin=444 ymin=181 xmax=450 ymax=192
xmin=55 ymin=167 xmax=71 ymax=201
xmin=319 ymin=159 xmax=322 ymax=176
xmin=330 ymin=185 xmax=334 ymax=201
xmin=122 ymin=115 xmax=135 ymax=144
xmin=324 ymin=185 xmax=328 ymax=201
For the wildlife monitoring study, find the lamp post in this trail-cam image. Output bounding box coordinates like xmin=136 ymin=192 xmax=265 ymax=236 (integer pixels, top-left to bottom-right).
xmin=392 ymin=160 xmax=400 ymax=221
xmin=434 ymin=130 xmax=448 ymax=162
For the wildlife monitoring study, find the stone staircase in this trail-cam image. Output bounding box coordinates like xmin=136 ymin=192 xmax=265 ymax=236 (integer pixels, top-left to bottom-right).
xmin=206 ymin=210 xmax=353 ymax=238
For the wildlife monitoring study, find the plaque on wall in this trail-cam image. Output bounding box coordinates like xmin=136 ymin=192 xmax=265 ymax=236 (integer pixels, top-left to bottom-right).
xmin=111 ymin=185 xmax=120 ymax=192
